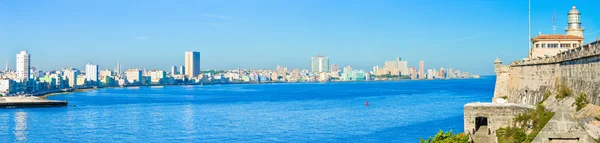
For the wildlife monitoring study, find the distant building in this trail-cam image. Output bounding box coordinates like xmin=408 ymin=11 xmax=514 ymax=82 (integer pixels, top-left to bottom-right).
xmin=171 ymin=66 xmax=178 ymax=75
xmin=85 ymin=63 xmax=99 ymax=84
xmin=63 ymin=68 xmax=79 ymax=88
xmin=184 ymin=51 xmax=200 ymax=78
xmin=180 ymin=66 xmax=185 ymax=75
xmin=530 ymin=6 xmax=585 ymax=59
xmin=150 ymin=70 xmax=167 ymax=84
xmin=125 ymin=69 xmax=142 ymax=84
xmin=419 ymin=61 xmax=425 ymax=79
xmin=0 ymin=79 xmax=16 ymax=94
xmin=16 ymin=51 xmax=30 ymax=81
xmin=311 ymin=56 xmax=329 ymax=73
xmin=376 ymin=57 xmax=408 ymax=76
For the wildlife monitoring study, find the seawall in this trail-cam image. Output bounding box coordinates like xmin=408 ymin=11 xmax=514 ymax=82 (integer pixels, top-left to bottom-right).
xmin=494 ymin=40 xmax=600 ymax=106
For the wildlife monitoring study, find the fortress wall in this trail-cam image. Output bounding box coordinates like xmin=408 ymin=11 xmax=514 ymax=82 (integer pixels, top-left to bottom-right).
xmin=464 ymin=103 xmax=533 ymax=135
xmin=495 ymin=40 xmax=600 ymax=106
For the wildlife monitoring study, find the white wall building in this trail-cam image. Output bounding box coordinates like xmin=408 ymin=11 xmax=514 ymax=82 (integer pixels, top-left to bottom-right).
xmin=16 ymin=51 xmax=30 ymax=81
xmin=125 ymin=69 xmax=142 ymax=84
xmin=150 ymin=70 xmax=166 ymax=84
xmin=85 ymin=63 xmax=99 ymax=83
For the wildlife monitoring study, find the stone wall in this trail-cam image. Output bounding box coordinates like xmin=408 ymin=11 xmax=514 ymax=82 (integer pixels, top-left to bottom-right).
xmin=463 ymin=103 xmax=534 ymax=135
xmin=494 ymin=40 xmax=600 ymax=106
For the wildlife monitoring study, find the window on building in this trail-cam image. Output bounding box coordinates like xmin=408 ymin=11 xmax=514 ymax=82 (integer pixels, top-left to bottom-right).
xmin=535 ymin=44 xmax=539 ymax=48
xmin=573 ymin=44 xmax=578 ymax=48
xmin=541 ymin=44 xmax=546 ymax=48
xmin=560 ymin=44 xmax=570 ymax=48
xmin=548 ymin=44 xmax=558 ymax=48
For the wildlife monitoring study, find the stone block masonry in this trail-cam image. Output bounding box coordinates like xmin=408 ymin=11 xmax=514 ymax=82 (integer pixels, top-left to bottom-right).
xmin=494 ymin=40 xmax=600 ymax=106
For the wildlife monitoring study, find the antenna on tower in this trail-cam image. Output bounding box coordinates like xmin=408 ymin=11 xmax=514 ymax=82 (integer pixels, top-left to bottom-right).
xmin=552 ymin=9 xmax=556 ymax=34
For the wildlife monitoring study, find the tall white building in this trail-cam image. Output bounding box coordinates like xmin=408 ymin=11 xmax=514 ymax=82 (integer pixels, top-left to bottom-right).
xmin=184 ymin=51 xmax=200 ymax=78
xmin=311 ymin=56 xmax=329 ymax=73
xmin=16 ymin=51 xmax=30 ymax=81
xmin=85 ymin=63 xmax=99 ymax=83
xmin=171 ymin=66 xmax=178 ymax=75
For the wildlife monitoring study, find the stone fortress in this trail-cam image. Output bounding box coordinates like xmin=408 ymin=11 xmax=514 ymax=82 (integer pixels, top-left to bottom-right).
xmin=464 ymin=6 xmax=600 ymax=143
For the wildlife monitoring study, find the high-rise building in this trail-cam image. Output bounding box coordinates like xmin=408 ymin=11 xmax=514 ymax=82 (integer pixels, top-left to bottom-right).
xmin=180 ymin=66 xmax=185 ymax=75
xmin=171 ymin=66 xmax=178 ymax=75
xmin=150 ymin=70 xmax=167 ymax=84
xmin=419 ymin=61 xmax=425 ymax=79
xmin=4 ymin=60 xmax=8 ymax=72
xmin=16 ymin=51 xmax=30 ymax=81
xmin=330 ymin=64 xmax=339 ymax=72
xmin=381 ymin=57 xmax=408 ymax=76
xmin=116 ymin=62 xmax=121 ymax=74
xmin=184 ymin=51 xmax=200 ymax=78
xmin=311 ymin=56 xmax=329 ymax=73
xmin=85 ymin=63 xmax=99 ymax=83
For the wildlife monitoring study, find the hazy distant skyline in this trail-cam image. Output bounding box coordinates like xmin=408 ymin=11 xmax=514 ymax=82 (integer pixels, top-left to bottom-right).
xmin=1 ymin=0 xmax=599 ymax=75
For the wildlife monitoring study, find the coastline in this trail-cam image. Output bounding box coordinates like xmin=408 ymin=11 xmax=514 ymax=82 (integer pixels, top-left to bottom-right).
xmin=36 ymin=77 xmax=483 ymax=98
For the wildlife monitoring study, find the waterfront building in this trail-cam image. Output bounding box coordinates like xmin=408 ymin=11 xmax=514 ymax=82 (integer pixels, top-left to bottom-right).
xmin=351 ymin=70 xmax=366 ymax=81
xmin=330 ymin=64 xmax=339 ymax=72
xmin=101 ymin=76 xmax=116 ymax=86
xmin=439 ymin=67 xmax=446 ymax=78
xmin=377 ymin=57 xmax=409 ymax=76
xmin=99 ymin=69 xmax=113 ymax=78
xmin=530 ymin=6 xmax=585 ymax=59
xmin=85 ymin=63 xmax=99 ymax=85
xmin=319 ymin=72 xmax=329 ymax=82
xmin=311 ymin=56 xmax=329 ymax=73
xmin=39 ymin=76 xmax=57 ymax=90
xmin=0 ymin=79 xmax=16 ymax=94
xmin=171 ymin=66 xmax=178 ymax=75
xmin=419 ymin=61 xmax=425 ymax=79
xmin=180 ymin=66 xmax=185 ymax=75
xmin=150 ymin=70 xmax=167 ymax=84
xmin=125 ymin=69 xmax=143 ymax=84
xmin=184 ymin=51 xmax=201 ymax=78
xmin=63 ymin=68 xmax=79 ymax=88
xmin=16 ymin=51 xmax=30 ymax=81
xmin=76 ymin=76 xmax=87 ymax=87
xmin=410 ymin=67 xmax=417 ymax=79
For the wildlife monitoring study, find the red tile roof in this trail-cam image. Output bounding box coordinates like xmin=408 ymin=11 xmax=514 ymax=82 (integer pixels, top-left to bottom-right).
xmin=532 ymin=34 xmax=583 ymax=41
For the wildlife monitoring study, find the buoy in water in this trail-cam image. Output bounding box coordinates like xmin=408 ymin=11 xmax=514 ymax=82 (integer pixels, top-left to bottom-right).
xmin=366 ymin=101 xmax=369 ymax=107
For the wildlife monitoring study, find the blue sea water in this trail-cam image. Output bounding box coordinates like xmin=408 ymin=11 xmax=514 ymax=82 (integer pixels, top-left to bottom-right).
xmin=0 ymin=77 xmax=494 ymax=142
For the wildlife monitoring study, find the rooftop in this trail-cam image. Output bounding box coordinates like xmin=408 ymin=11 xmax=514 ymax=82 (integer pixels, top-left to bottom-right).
xmin=532 ymin=34 xmax=583 ymax=41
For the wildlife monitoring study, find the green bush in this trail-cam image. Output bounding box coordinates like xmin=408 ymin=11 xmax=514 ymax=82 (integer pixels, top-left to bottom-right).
xmin=501 ymin=96 xmax=508 ymax=100
xmin=556 ymin=82 xmax=572 ymax=99
xmin=498 ymin=103 xmax=555 ymax=143
xmin=497 ymin=126 xmax=526 ymax=143
xmin=574 ymin=93 xmax=589 ymax=111
xmin=420 ymin=130 xmax=469 ymax=143
xmin=542 ymin=91 xmax=551 ymax=102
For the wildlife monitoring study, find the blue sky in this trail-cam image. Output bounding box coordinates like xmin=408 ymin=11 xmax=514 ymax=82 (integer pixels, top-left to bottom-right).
xmin=1 ymin=0 xmax=599 ymax=75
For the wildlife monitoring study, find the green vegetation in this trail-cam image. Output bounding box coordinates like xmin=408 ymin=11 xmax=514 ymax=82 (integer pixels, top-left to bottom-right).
xmin=594 ymin=116 xmax=600 ymax=121
xmin=556 ymin=81 xmax=572 ymax=99
xmin=497 ymin=103 xmax=555 ymax=143
xmin=542 ymin=91 xmax=551 ymax=102
xmin=574 ymin=93 xmax=589 ymax=111
xmin=496 ymin=126 xmax=526 ymax=143
xmin=419 ymin=130 xmax=469 ymax=143
xmin=501 ymin=96 xmax=508 ymax=100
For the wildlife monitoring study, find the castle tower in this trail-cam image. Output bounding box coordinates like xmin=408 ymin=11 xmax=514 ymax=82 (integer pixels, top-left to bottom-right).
xmin=494 ymin=58 xmax=502 ymax=74
xmin=565 ymin=6 xmax=584 ymax=38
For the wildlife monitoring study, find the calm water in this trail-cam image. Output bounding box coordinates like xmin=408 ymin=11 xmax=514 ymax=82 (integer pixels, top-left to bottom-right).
xmin=0 ymin=77 xmax=494 ymax=142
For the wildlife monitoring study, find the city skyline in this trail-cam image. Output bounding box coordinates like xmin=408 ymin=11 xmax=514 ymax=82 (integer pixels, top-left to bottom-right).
xmin=2 ymin=1 xmax=600 ymax=74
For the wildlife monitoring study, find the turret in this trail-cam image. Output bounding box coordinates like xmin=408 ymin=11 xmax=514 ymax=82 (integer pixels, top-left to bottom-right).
xmin=494 ymin=58 xmax=502 ymax=74
xmin=565 ymin=6 xmax=584 ymax=38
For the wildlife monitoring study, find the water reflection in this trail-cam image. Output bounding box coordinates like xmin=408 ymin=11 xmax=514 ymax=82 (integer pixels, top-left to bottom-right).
xmin=14 ymin=112 xmax=28 ymax=142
